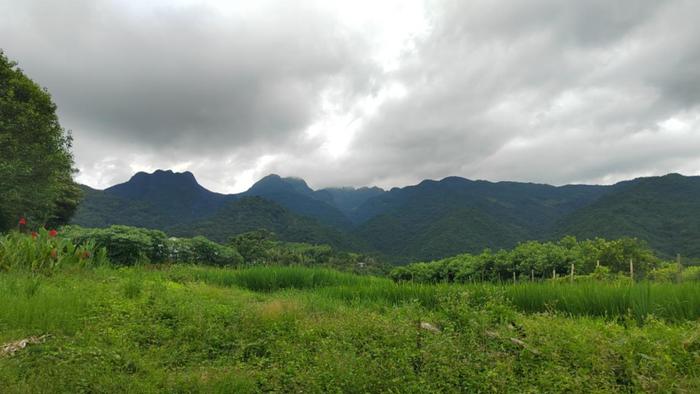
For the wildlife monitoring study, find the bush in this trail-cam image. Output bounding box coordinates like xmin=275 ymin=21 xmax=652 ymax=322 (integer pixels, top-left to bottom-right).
xmin=391 ymin=236 xmax=663 ymax=284
xmin=62 ymin=225 xmax=168 ymax=265
xmin=681 ymin=266 xmax=700 ymax=282
xmin=169 ymin=236 xmax=243 ymax=266
xmin=0 ymin=229 xmax=107 ymax=273
xmin=62 ymin=225 xmax=242 ymax=267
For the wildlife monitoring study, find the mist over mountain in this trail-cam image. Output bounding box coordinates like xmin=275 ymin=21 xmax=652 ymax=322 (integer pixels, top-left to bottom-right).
xmin=72 ymin=170 xmax=700 ymax=263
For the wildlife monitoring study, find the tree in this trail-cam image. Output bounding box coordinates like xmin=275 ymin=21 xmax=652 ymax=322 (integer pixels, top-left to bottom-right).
xmin=0 ymin=50 xmax=81 ymax=232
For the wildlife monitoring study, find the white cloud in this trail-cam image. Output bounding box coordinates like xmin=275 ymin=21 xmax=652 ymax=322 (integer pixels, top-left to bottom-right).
xmin=2 ymin=0 xmax=699 ymax=192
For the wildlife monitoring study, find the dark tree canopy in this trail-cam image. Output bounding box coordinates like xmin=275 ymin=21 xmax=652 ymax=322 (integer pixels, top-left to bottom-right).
xmin=0 ymin=50 xmax=81 ymax=231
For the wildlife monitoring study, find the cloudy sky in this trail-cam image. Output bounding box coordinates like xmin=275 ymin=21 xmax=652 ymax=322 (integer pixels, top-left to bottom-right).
xmin=2 ymin=0 xmax=699 ymax=192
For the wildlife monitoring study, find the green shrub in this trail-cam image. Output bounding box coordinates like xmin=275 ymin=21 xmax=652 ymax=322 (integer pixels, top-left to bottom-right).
xmin=169 ymin=236 xmax=243 ymax=266
xmin=393 ymin=236 xmax=662 ymax=283
xmin=62 ymin=225 xmax=242 ymax=266
xmin=681 ymin=266 xmax=700 ymax=281
xmin=648 ymin=263 xmax=681 ymax=282
xmin=62 ymin=225 xmax=167 ymax=265
xmin=0 ymin=229 xmax=107 ymax=273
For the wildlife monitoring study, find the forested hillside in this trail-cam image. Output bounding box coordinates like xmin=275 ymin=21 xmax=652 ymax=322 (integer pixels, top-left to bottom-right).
xmin=72 ymin=171 xmax=700 ymax=263
xmin=554 ymin=174 xmax=700 ymax=258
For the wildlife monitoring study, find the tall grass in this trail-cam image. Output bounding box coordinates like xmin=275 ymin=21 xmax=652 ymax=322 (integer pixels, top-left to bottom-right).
xmin=169 ymin=265 xmax=700 ymax=322
xmin=313 ymin=282 xmax=454 ymax=309
xmin=0 ymin=273 xmax=94 ymax=340
xmin=500 ymin=281 xmax=700 ymax=322
xmin=177 ymin=265 xmax=371 ymax=292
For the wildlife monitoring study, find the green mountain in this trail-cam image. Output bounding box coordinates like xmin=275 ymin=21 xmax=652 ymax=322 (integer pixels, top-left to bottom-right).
xmin=353 ymin=177 xmax=608 ymax=262
xmin=554 ymin=173 xmax=700 ymax=258
xmin=72 ymin=170 xmax=233 ymax=229
xmin=168 ymin=196 xmax=365 ymax=250
xmin=242 ymin=174 xmax=353 ymax=229
xmin=72 ymin=171 xmax=367 ymax=251
xmin=314 ymin=186 xmax=386 ymax=221
xmin=72 ymin=170 xmax=700 ymax=263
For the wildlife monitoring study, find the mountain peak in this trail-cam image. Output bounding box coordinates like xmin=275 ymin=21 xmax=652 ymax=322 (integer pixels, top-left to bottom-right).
xmin=248 ymin=174 xmax=313 ymax=195
xmin=107 ymin=169 xmax=207 ymax=199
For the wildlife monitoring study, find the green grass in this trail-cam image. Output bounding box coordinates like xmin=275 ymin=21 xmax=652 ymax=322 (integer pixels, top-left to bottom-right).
xmin=181 ymin=265 xmax=700 ymax=322
xmin=501 ymin=281 xmax=700 ymax=323
xmin=0 ymin=273 xmax=95 ymax=340
xmin=176 ymin=265 xmax=369 ymax=292
xmin=1 ymin=265 xmax=699 ymax=392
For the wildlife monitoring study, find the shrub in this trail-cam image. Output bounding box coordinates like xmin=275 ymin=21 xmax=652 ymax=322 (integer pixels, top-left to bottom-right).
xmin=392 ymin=237 xmax=663 ymax=283
xmin=169 ymin=236 xmax=243 ymax=266
xmin=62 ymin=225 xmax=243 ymax=267
xmin=62 ymin=225 xmax=168 ymax=265
xmin=681 ymin=266 xmax=700 ymax=282
xmin=0 ymin=229 xmax=107 ymax=273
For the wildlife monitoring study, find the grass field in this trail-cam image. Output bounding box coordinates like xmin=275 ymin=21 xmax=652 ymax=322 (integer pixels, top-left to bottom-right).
xmin=1 ymin=265 xmax=699 ymax=392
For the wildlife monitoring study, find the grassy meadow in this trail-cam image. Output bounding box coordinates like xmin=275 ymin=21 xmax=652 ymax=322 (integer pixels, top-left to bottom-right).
xmin=1 ymin=264 xmax=699 ymax=393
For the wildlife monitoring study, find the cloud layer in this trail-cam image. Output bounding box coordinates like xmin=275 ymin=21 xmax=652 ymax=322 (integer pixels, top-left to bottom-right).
xmin=2 ymin=0 xmax=699 ymax=192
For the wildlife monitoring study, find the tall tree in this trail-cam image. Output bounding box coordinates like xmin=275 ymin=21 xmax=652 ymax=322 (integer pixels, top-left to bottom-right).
xmin=0 ymin=50 xmax=81 ymax=231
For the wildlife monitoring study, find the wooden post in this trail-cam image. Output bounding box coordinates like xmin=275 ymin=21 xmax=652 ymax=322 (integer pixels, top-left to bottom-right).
xmin=531 ymin=269 xmax=534 ymax=282
xmin=596 ymin=260 xmax=600 ymax=268
xmin=570 ymin=263 xmax=575 ymax=282
xmin=677 ymin=253 xmax=683 ymax=283
xmin=513 ymin=271 xmax=516 ymax=283
xmin=552 ymin=269 xmax=556 ymax=280
xmin=629 ymin=259 xmax=634 ymax=281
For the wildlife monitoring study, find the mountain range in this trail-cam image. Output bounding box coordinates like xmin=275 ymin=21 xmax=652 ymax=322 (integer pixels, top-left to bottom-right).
xmin=71 ymin=170 xmax=700 ymax=263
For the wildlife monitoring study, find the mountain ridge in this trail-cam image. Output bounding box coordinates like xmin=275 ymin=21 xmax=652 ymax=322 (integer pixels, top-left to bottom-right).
xmin=71 ymin=170 xmax=700 ymax=262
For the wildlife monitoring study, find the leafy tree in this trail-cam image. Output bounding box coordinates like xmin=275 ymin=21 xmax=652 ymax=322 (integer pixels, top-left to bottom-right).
xmin=229 ymin=229 xmax=277 ymax=264
xmin=0 ymin=50 xmax=80 ymax=231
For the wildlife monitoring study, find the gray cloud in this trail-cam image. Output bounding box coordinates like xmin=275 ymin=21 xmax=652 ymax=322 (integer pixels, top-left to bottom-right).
xmin=2 ymin=0 xmax=699 ymax=192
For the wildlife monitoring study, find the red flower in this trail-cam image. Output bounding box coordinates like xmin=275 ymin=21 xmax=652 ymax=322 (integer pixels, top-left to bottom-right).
xmin=31 ymin=232 xmax=38 ymax=239
xmin=48 ymin=229 xmax=58 ymax=237
xmin=19 ymin=217 xmax=26 ymax=225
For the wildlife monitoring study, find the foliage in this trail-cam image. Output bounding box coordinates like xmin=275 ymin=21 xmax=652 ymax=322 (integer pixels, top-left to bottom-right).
xmin=170 ymin=236 xmax=243 ymax=267
xmin=498 ymin=281 xmax=700 ymax=323
xmin=0 ymin=50 xmax=81 ymax=232
xmin=61 ymin=225 xmax=242 ymax=266
xmin=61 ymin=225 xmax=168 ymax=265
xmin=391 ymin=236 xmax=661 ymax=283
xmin=0 ymin=229 xmax=106 ymax=273
xmin=229 ymin=229 xmax=387 ymax=274
xmin=229 ymin=229 xmax=277 ymax=263
xmin=1 ymin=265 xmax=699 ymax=392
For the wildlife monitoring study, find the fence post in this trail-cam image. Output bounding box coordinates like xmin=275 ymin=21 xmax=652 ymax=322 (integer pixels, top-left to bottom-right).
xmin=531 ymin=269 xmax=534 ymax=282
xmin=552 ymin=269 xmax=556 ymax=280
xmin=513 ymin=271 xmax=516 ymax=283
xmin=596 ymin=260 xmax=600 ymax=269
xmin=629 ymin=259 xmax=634 ymax=281
xmin=677 ymin=253 xmax=683 ymax=283
xmin=570 ymin=263 xmax=574 ymax=282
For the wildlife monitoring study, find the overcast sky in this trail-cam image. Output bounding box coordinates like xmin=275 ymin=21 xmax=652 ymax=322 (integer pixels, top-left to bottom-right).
xmin=2 ymin=0 xmax=699 ymax=192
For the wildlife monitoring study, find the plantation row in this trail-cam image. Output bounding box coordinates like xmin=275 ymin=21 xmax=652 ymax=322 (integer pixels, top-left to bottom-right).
xmin=390 ymin=237 xmax=700 ymax=283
